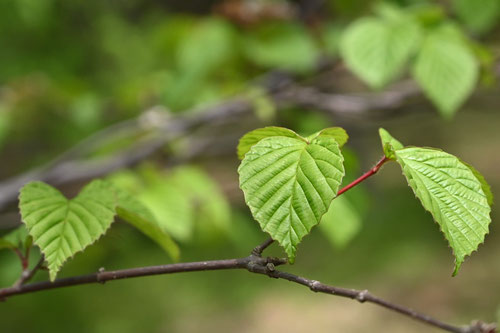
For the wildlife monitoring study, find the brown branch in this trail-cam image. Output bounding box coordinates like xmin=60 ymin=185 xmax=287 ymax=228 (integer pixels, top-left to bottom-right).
xmin=0 ymin=248 xmax=494 ymax=333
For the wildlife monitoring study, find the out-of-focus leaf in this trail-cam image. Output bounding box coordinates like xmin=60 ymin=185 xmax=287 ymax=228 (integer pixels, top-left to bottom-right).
xmin=105 ymin=181 xmax=180 ymax=261
xmin=244 ymin=22 xmax=319 ymax=73
xmin=340 ymin=14 xmax=420 ymax=88
xmin=412 ymin=25 xmax=478 ymax=118
xmin=239 ymin=135 xmax=345 ymax=262
xmin=176 ymin=18 xmax=235 ymax=77
xmin=19 ymin=181 xmax=116 ymax=281
xmin=454 ymin=0 xmax=500 ymax=34
xmin=1 ymin=224 xmax=32 ymax=251
xmin=319 ymin=195 xmax=362 ymax=248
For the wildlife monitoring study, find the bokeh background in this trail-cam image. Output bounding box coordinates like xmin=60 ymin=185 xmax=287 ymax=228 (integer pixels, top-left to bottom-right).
xmin=0 ymin=0 xmax=499 ymax=332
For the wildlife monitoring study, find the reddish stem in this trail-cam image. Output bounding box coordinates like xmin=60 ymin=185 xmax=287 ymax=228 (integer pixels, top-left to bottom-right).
xmin=337 ymin=156 xmax=389 ymax=196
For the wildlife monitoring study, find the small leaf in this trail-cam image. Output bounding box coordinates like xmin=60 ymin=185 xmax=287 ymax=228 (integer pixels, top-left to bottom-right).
xmin=108 ymin=183 xmax=180 ymax=261
xmin=239 ymin=135 xmax=345 ymax=262
xmin=379 ymin=128 xmax=404 ymax=160
xmin=395 ymin=147 xmax=492 ymax=275
xmin=340 ymin=15 xmax=420 ymax=88
xmin=0 ymin=238 xmax=15 ymax=250
xmin=319 ymin=196 xmax=362 ymax=249
xmin=237 ymin=127 xmax=303 ymax=160
xmin=412 ymin=25 xmax=478 ymax=118
xmin=454 ymin=0 xmax=500 ymax=34
xmin=19 ymin=181 xmax=116 ymax=281
xmin=307 ymin=127 xmax=349 ymax=148
xmin=1 ymin=224 xmax=32 ymax=252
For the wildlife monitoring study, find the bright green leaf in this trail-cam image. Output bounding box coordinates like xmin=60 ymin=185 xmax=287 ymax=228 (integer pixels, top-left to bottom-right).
xmin=340 ymin=16 xmax=420 ymax=88
xmin=237 ymin=127 xmax=303 ymax=160
xmin=306 ymin=127 xmax=349 ymax=148
xmin=319 ymin=195 xmax=362 ymax=248
xmin=454 ymin=0 xmax=500 ymax=34
xmin=239 ymin=135 xmax=345 ymax=262
xmin=19 ymin=180 xmax=116 ymax=281
xmin=395 ymin=147 xmax=491 ymax=275
xmin=412 ymin=26 xmax=478 ymax=118
xmin=379 ymin=128 xmax=404 ymax=160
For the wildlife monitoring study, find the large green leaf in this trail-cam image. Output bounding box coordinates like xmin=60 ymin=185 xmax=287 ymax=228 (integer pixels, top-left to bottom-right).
xmin=340 ymin=16 xmax=420 ymax=88
xmin=239 ymin=135 xmax=345 ymax=262
xmin=19 ymin=180 xmax=116 ymax=280
xmin=237 ymin=127 xmax=303 ymax=160
xmin=109 ymin=183 xmax=180 ymax=261
xmin=395 ymin=147 xmax=491 ymax=275
xmin=319 ymin=195 xmax=362 ymax=249
xmin=412 ymin=25 xmax=478 ymax=118
xmin=454 ymin=0 xmax=500 ymax=34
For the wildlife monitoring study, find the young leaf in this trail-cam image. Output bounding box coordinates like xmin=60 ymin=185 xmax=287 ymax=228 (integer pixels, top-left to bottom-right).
xmin=412 ymin=25 xmax=478 ymax=118
xmin=0 ymin=238 xmax=15 ymax=250
xmin=340 ymin=16 xmax=420 ymax=88
xmin=237 ymin=127 xmax=303 ymax=160
xmin=1 ymin=224 xmax=32 ymax=252
xmin=454 ymin=0 xmax=500 ymax=34
xmin=319 ymin=195 xmax=362 ymax=249
xmin=108 ymin=183 xmax=180 ymax=261
xmin=306 ymin=127 xmax=349 ymax=148
xmin=19 ymin=181 xmax=116 ymax=281
xmin=379 ymin=128 xmax=404 ymax=160
xmin=238 ymin=135 xmax=345 ymax=262
xmin=394 ymin=147 xmax=491 ymax=275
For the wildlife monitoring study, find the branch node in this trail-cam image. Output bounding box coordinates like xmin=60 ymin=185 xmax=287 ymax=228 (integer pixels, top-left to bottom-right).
xmin=97 ymin=267 xmax=106 ymax=284
xmin=466 ymin=321 xmax=497 ymax=333
xmin=266 ymin=263 xmax=275 ymax=272
xmin=309 ymin=280 xmax=321 ymax=292
xmin=356 ymin=290 xmax=369 ymax=303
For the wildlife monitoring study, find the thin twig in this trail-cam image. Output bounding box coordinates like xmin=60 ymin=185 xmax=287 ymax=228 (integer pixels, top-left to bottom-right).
xmin=13 ymin=256 xmax=45 ymax=288
xmin=251 ymin=238 xmax=275 ymax=256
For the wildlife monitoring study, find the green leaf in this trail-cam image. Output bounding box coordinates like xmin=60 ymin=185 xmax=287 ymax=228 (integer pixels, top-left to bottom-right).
xmin=139 ymin=180 xmax=194 ymax=242
xmin=461 ymin=162 xmax=494 ymax=206
xmin=395 ymin=147 xmax=492 ymax=275
xmin=176 ymin=18 xmax=235 ymax=77
xmin=340 ymin=15 xmax=420 ymax=88
xmin=319 ymin=196 xmax=362 ymax=249
xmin=306 ymin=127 xmax=349 ymax=148
xmin=454 ymin=0 xmax=500 ymax=34
xmin=239 ymin=135 xmax=345 ymax=262
xmin=109 ymin=183 xmax=180 ymax=261
xmin=19 ymin=180 xmax=116 ymax=281
xmin=244 ymin=22 xmax=319 ymax=73
xmin=0 ymin=238 xmax=15 ymax=250
xmin=237 ymin=127 xmax=303 ymax=160
xmin=379 ymin=128 xmax=404 ymax=160
xmin=1 ymin=224 xmax=32 ymax=251
xmin=412 ymin=25 xmax=478 ymax=118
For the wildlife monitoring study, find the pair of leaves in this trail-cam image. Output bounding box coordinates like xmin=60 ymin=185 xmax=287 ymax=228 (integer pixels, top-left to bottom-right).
xmin=380 ymin=129 xmax=492 ymax=274
xmin=19 ymin=179 xmax=179 ymax=281
xmin=340 ymin=4 xmax=479 ymax=118
xmin=238 ymin=127 xmax=348 ymax=262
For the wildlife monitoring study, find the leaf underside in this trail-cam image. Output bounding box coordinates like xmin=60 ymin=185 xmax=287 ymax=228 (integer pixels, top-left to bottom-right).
xmin=19 ymin=181 xmax=116 ymax=280
xmin=395 ymin=147 xmax=491 ymax=275
xmin=238 ymin=136 xmax=345 ymax=262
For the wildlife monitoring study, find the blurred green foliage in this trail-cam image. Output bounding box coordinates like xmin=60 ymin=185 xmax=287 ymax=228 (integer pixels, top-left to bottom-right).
xmin=0 ymin=0 xmax=499 ymax=332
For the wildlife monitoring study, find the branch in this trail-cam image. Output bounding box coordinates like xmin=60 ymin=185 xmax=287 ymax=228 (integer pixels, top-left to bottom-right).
xmin=13 ymin=256 xmax=45 ymax=288
xmin=0 ymin=247 xmax=494 ymax=333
